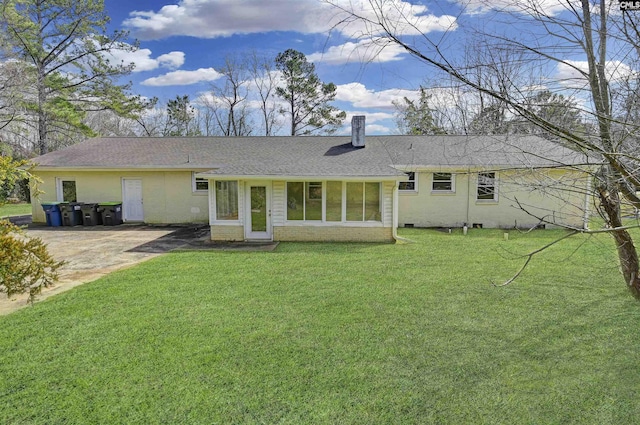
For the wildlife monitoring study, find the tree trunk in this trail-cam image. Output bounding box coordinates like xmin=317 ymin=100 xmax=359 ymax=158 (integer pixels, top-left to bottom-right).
xmin=37 ymin=67 xmax=47 ymax=155
xmin=36 ymin=3 xmax=48 ymax=155
xmin=598 ymin=185 xmax=640 ymax=297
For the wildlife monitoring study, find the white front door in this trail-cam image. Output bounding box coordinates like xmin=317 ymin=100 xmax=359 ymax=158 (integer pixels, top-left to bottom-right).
xmin=245 ymin=181 xmax=272 ymax=240
xmin=122 ymin=179 xmax=144 ymax=222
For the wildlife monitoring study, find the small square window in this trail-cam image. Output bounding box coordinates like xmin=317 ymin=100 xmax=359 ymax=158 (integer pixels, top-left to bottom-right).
xmin=193 ymin=173 xmax=209 ymax=192
xmin=477 ymin=172 xmax=497 ymax=201
xmin=399 ymin=172 xmax=416 ymax=191
xmin=432 ymin=173 xmax=453 ymax=192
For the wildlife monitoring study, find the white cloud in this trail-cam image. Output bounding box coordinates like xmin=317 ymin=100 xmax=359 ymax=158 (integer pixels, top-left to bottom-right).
xmin=141 ymin=68 xmax=223 ymax=86
xmin=346 ymin=111 xmax=396 ymax=123
xmin=308 ymin=39 xmax=406 ymax=64
xmin=124 ymin=0 xmax=456 ymax=40
xmin=331 ymin=0 xmax=457 ymax=38
xmin=157 ymin=52 xmax=186 ymax=69
xmin=556 ymin=60 xmax=635 ymax=87
xmin=106 ymin=47 xmax=185 ymax=72
xmin=335 ymin=82 xmax=416 ymax=109
xmin=453 ymin=0 xmax=573 ymax=16
xmin=363 ymin=123 xmax=393 ymax=134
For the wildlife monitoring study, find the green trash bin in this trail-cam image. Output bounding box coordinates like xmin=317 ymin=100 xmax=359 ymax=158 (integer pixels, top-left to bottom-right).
xmin=98 ymin=202 xmax=123 ymax=226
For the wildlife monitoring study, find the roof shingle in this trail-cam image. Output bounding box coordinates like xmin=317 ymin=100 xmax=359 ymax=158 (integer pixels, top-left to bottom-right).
xmin=32 ymin=134 xmax=586 ymax=178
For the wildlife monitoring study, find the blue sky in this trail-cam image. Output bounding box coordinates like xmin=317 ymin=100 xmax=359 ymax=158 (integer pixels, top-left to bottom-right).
xmin=102 ymin=0 xmax=469 ymax=135
xmin=101 ymin=0 xmax=608 ymax=135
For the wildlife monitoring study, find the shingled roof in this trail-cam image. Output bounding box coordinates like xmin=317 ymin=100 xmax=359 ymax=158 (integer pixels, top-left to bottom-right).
xmin=32 ymin=134 xmax=586 ymax=178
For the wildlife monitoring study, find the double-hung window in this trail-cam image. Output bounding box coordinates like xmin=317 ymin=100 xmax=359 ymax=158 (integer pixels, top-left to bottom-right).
xmin=193 ymin=173 xmax=209 ymax=192
xmin=432 ymin=173 xmax=454 ymax=192
xmin=399 ymin=172 xmax=416 ymax=191
xmin=477 ymin=172 xmax=497 ymax=201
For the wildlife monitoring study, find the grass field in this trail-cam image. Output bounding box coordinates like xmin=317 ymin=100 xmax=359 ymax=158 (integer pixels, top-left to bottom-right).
xmin=0 ymin=202 xmax=31 ymax=218
xmin=1 ymin=228 xmax=639 ymax=424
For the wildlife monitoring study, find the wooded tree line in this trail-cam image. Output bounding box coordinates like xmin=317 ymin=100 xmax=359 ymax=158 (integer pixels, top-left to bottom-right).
xmin=134 ymin=49 xmax=345 ymax=139
xmin=395 ymin=86 xmax=586 ymax=144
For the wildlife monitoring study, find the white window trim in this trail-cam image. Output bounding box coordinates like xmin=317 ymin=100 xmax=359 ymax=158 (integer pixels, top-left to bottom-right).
xmin=431 ymin=173 xmax=456 ymax=194
xmin=476 ymin=172 xmax=499 ymax=203
xmin=192 ymin=172 xmax=209 ymax=193
xmin=399 ymin=171 xmax=417 ymax=193
xmin=55 ymin=177 xmax=76 ymax=202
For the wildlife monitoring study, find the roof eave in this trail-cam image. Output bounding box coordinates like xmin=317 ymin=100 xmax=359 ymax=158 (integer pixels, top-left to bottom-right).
xmin=33 ymin=165 xmax=219 ymax=172
xmin=393 ymin=163 xmax=588 ymax=171
xmin=195 ymin=173 xmax=406 ymax=181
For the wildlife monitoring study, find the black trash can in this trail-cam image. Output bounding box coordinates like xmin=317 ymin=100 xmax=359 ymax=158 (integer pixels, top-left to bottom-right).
xmin=80 ymin=203 xmax=102 ymax=226
xmin=41 ymin=203 xmax=62 ymax=227
xmin=60 ymin=202 xmax=84 ymax=226
xmin=98 ymin=202 xmax=123 ymax=226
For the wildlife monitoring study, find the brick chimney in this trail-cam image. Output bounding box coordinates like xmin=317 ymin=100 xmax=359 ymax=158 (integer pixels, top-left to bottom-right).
xmin=351 ymin=115 xmax=365 ymax=148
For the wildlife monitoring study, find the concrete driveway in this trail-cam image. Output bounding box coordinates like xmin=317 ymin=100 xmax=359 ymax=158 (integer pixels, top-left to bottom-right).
xmin=1 ymin=224 xmax=210 ymax=315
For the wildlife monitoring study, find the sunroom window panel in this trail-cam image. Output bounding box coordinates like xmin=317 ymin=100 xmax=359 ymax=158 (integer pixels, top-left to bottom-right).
xmin=326 ymin=181 xmax=342 ymax=222
xmin=346 ymin=182 xmax=364 ymax=221
xmin=287 ymin=182 xmax=304 ymax=220
xmin=365 ymin=182 xmax=381 ymax=221
xmin=305 ymin=182 xmax=322 ymax=221
xmin=215 ymin=181 xmax=238 ymax=220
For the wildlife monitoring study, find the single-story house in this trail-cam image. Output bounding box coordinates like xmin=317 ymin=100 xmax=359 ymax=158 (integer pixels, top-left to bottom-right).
xmin=30 ymin=116 xmax=590 ymax=242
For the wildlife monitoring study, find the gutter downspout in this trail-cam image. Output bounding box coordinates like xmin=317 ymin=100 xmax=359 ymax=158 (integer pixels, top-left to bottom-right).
xmin=466 ymin=167 xmax=471 ymax=226
xmin=392 ymin=181 xmax=399 ymax=241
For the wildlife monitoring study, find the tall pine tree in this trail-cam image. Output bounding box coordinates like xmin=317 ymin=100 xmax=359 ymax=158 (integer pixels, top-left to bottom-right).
xmin=275 ymin=49 xmax=345 ymax=136
xmin=0 ymin=0 xmax=143 ymax=154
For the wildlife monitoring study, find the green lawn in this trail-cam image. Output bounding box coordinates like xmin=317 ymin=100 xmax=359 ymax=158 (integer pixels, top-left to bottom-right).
xmin=1 ymin=228 xmax=639 ymax=424
xmin=0 ymin=202 xmax=31 ymax=218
